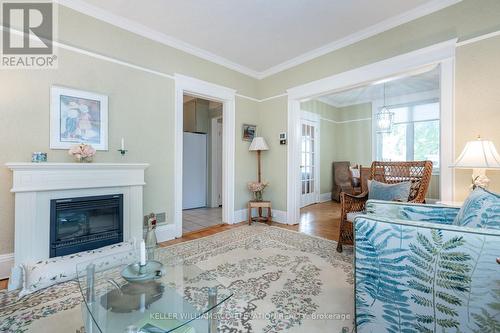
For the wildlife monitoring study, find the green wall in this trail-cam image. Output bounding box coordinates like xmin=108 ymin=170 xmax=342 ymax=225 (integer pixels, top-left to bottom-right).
xmin=334 ymin=104 xmax=372 ymax=166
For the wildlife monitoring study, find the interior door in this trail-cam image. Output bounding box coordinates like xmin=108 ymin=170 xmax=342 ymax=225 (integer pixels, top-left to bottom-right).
xmin=300 ymin=119 xmax=319 ymax=207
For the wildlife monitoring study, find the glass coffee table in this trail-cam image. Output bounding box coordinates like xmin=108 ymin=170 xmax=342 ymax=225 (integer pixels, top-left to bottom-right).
xmin=76 ymin=248 xmax=233 ymax=333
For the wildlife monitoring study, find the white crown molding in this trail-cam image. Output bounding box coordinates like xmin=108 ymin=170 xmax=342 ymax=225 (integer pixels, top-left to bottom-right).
xmin=320 ymin=116 xmax=372 ymax=125
xmin=55 ymin=0 xmax=461 ymax=80
xmin=456 ymin=29 xmax=500 ymax=47
xmin=318 ymin=86 xmax=440 ymax=108
xmin=54 ymin=0 xmax=261 ymax=78
xmin=256 ymin=0 xmax=463 ymax=79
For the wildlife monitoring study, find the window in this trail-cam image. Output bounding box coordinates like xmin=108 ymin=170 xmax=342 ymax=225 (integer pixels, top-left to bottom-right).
xmin=376 ymin=101 xmax=440 ymax=171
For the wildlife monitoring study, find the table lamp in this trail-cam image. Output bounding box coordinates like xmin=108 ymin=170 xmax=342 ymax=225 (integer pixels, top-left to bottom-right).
xmin=453 ymin=136 xmax=500 ymax=189
xmin=249 ymin=137 xmax=269 ymax=182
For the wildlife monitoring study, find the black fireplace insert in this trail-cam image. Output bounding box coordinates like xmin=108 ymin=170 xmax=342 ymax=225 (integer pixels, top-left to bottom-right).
xmin=50 ymin=194 xmax=123 ymax=257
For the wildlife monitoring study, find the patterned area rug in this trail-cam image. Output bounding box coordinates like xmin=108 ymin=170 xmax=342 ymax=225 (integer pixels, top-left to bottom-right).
xmin=0 ymin=225 xmax=354 ymax=332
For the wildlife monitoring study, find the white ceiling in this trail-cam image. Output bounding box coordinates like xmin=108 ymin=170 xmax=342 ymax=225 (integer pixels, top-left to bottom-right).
xmin=318 ymin=66 xmax=440 ymax=107
xmin=59 ymin=0 xmax=461 ymax=79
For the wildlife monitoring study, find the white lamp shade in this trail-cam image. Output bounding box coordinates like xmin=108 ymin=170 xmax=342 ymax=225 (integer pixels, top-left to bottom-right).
xmin=453 ymin=138 xmax=500 ymax=169
xmin=249 ymin=137 xmax=269 ymax=151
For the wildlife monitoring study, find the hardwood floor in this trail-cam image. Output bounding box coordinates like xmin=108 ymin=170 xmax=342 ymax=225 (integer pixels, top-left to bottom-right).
xmin=0 ymin=201 xmax=340 ymax=291
xmin=274 ymin=200 xmax=341 ymax=241
xmin=161 ymin=200 xmax=341 ymax=246
xmin=159 ymin=221 xmax=248 ymax=247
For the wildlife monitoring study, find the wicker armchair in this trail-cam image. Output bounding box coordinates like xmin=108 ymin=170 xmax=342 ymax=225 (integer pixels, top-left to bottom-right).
xmin=336 ymin=160 xmax=433 ymax=252
xmin=331 ymin=161 xmax=354 ymax=202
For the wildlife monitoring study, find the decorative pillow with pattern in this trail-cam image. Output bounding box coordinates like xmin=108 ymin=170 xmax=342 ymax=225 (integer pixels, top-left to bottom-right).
xmin=453 ymin=187 xmax=500 ymax=230
xmin=19 ymin=240 xmax=136 ymax=298
xmin=368 ymin=179 xmax=411 ymax=202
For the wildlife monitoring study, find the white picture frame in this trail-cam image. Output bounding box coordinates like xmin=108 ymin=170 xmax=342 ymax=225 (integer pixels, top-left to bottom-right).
xmin=50 ymin=86 xmax=108 ymax=150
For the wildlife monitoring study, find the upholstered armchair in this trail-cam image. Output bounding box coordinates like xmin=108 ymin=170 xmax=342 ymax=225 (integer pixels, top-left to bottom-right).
xmin=331 ymin=161 xmax=354 ymax=202
xmin=337 ymin=161 xmax=433 ymax=252
xmin=354 ymin=200 xmax=500 ymax=332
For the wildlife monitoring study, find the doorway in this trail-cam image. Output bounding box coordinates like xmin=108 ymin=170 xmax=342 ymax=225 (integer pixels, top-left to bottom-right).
xmin=182 ymin=95 xmax=223 ymax=234
xmin=160 ymin=74 xmax=235 ymax=242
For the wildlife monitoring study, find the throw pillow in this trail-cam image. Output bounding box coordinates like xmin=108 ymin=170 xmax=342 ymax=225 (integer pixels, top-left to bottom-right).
xmin=19 ymin=240 xmax=136 ymax=298
xmin=453 ymin=187 xmax=500 ymax=230
xmin=368 ymin=179 xmax=411 ymax=202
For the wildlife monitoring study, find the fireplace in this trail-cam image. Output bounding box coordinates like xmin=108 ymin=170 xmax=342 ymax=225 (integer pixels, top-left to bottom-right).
xmin=50 ymin=194 xmax=123 ymax=257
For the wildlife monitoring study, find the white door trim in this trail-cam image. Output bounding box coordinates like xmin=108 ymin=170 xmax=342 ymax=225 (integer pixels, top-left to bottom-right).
xmin=286 ymin=39 xmax=456 ymax=224
xmin=300 ymin=111 xmax=321 ymax=207
xmin=173 ymin=74 xmax=236 ymax=239
xmin=211 ymin=116 xmax=223 ymax=208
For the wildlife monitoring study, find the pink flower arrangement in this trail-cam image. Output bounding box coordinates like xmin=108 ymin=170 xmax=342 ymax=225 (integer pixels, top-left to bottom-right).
xmin=247 ymin=181 xmax=269 ymax=201
xmin=247 ymin=181 xmax=269 ymax=192
xmin=68 ymin=143 xmax=96 ymax=162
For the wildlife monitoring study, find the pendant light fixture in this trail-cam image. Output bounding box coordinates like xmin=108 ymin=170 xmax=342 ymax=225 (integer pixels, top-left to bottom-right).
xmin=376 ymin=82 xmax=394 ymax=133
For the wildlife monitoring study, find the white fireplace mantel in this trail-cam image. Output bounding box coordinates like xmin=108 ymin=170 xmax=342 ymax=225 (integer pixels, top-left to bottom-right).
xmin=7 ymin=162 xmax=149 ymax=192
xmin=6 ymin=162 xmax=149 ymax=290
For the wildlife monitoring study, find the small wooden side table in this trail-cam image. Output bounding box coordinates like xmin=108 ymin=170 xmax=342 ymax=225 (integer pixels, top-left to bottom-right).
xmin=248 ymin=200 xmax=272 ymax=225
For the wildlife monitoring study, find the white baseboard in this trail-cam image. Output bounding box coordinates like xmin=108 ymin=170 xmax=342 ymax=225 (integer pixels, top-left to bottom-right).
xmin=320 ymin=192 xmax=332 ymax=203
xmin=234 ymin=208 xmax=288 ymax=224
xmin=0 ymin=253 xmax=14 ymax=280
xmin=233 ymin=209 xmax=247 ymax=224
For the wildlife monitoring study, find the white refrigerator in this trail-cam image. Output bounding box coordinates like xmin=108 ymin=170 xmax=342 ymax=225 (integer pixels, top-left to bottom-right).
xmin=183 ymin=132 xmax=207 ymax=209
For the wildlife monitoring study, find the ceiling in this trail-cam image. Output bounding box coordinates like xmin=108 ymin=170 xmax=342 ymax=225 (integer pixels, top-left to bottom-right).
xmin=59 ymin=0 xmax=460 ymax=79
xmin=317 ymin=66 xmax=440 ymax=108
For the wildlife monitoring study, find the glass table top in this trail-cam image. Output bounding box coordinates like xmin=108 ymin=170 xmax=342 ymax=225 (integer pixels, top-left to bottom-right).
xmin=76 ymin=247 xmax=233 ymax=333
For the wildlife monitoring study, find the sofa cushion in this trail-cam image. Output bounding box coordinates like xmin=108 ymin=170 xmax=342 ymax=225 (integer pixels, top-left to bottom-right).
xmin=453 ymin=187 xmax=500 ymax=230
xmin=19 ymin=240 xmax=136 ymax=298
xmin=347 ymin=211 xmax=365 ymax=222
xmin=368 ymin=180 xmax=411 ymax=202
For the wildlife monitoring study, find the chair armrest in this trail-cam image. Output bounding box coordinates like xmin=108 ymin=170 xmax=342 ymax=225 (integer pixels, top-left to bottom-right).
xmin=341 ymin=192 xmax=368 ymax=214
xmin=365 ymin=199 xmax=459 ymax=225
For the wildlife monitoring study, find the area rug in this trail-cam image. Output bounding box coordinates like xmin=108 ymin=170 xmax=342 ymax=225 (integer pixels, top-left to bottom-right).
xmin=0 ymin=225 xmax=354 ymax=333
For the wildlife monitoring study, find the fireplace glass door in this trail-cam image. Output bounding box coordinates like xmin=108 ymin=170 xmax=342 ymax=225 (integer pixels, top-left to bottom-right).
xmin=50 ymin=194 xmax=123 ymax=257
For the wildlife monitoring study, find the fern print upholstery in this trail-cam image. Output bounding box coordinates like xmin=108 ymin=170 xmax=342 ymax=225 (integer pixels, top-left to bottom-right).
xmin=354 ymin=202 xmax=500 ymax=333
xmin=366 ymin=200 xmax=459 ymax=225
xmin=453 ymin=187 xmax=500 ymax=230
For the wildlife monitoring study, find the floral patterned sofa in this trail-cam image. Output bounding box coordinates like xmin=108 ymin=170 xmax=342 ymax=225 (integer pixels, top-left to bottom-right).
xmin=354 ymin=199 xmax=500 ymax=333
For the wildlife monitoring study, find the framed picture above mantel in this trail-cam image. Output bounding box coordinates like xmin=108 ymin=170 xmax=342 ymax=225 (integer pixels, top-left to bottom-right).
xmin=50 ymin=86 xmax=108 ymax=150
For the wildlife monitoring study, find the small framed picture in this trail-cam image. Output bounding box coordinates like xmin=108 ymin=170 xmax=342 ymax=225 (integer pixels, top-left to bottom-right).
xmin=50 ymin=86 xmax=108 ymax=150
xmin=242 ymin=124 xmax=256 ymax=142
